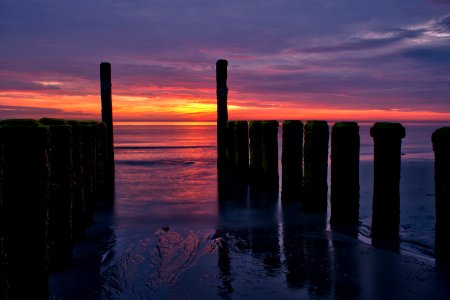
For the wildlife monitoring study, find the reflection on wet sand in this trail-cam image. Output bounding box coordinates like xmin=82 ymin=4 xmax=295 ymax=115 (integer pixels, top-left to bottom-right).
xmin=217 ymin=169 xmax=450 ymax=299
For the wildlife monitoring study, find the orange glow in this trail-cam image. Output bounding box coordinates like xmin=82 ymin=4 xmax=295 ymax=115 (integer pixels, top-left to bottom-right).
xmin=2 ymin=89 xmax=450 ymax=123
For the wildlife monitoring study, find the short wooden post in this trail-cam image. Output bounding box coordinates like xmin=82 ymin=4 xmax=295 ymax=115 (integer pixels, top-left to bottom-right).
xmin=96 ymin=122 xmax=109 ymax=200
xmin=261 ymin=121 xmax=279 ymax=190
xmin=225 ymin=121 xmax=236 ymax=169
xmin=370 ymin=122 xmax=405 ymax=240
xmin=67 ymin=120 xmax=86 ymax=241
xmin=79 ymin=122 xmax=95 ymax=227
xmin=100 ymin=62 xmax=115 ymax=192
xmin=0 ymin=119 xmax=50 ymax=299
xmin=235 ymin=121 xmax=249 ymax=174
xmin=39 ymin=118 xmax=74 ymax=269
xmin=0 ymin=125 xmax=7 ymax=300
xmin=216 ymin=59 xmax=228 ymax=166
xmin=303 ymin=121 xmax=329 ymax=212
xmin=330 ymin=122 xmax=360 ymax=226
xmin=249 ymin=121 xmax=263 ymax=180
xmin=281 ymin=120 xmax=303 ymax=201
xmin=432 ymin=127 xmax=450 ymax=263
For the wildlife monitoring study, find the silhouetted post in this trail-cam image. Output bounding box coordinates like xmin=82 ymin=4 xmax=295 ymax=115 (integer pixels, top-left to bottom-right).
xmin=249 ymin=121 xmax=263 ymax=180
xmin=67 ymin=120 xmax=86 ymax=241
xmin=261 ymin=121 xmax=279 ymax=190
xmin=235 ymin=121 xmax=249 ymax=175
xmin=303 ymin=121 xmax=329 ymax=212
xmin=225 ymin=121 xmax=236 ymax=169
xmin=96 ymin=122 xmax=108 ymax=200
xmin=370 ymin=122 xmax=405 ymax=241
xmin=216 ymin=59 xmax=228 ymax=166
xmin=0 ymin=126 xmax=7 ymax=300
xmin=100 ymin=62 xmax=115 ymax=192
xmin=432 ymin=127 xmax=450 ymax=263
xmin=80 ymin=121 xmax=95 ymax=226
xmin=0 ymin=119 xmax=50 ymax=299
xmin=281 ymin=120 xmax=303 ymax=201
xmin=330 ymin=122 xmax=360 ymax=226
xmin=39 ymin=118 xmax=74 ymax=269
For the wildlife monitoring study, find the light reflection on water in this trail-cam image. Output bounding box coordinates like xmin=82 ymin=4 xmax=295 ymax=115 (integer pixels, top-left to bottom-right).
xmin=50 ymin=123 xmax=450 ymax=299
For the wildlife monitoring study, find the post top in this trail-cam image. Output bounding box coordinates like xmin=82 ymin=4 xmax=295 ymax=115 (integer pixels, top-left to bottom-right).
xmin=370 ymin=122 xmax=405 ymax=138
xmin=283 ymin=120 xmax=303 ymax=126
xmin=0 ymin=119 xmax=44 ymax=128
xmin=333 ymin=121 xmax=358 ymax=128
xmin=432 ymin=127 xmax=450 ymax=144
xmin=216 ymin=59 xmax=228 ymax=66
xmin=305 ymin=120 xmax=328 ymax=131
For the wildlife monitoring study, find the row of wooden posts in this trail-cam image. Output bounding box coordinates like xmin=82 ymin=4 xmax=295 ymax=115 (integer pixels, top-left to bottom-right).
xmin=0 ymin=63 xmax=115 ymax=299
xmin=216 ymin=59 xmax=450 ymax=263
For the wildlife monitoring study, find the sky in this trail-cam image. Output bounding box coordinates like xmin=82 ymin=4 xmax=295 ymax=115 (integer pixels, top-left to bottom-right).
xmin=1 ymin=0 xmax=450 ymax=122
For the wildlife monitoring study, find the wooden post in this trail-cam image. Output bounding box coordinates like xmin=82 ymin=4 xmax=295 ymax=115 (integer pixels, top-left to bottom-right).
xmin=0 ymin=125 xmax=7 ymax=300
xmin=303 ymin=121 xmax=329 ymax=212
xmin=249 ymin=121 xmax=263 ymax=180
xmin=100 ymin=62 xmax=115 ymax=193
xmin=330 ymin=122 xmax=360 ymax=226
xmin=79 ymin=121 xmax=95 ymax=227
xmin=432 ymin=127 xmax=450 ymax=263
xmin=216 ymin=59 xmax=228 ymax=166
xmin=370 ymin=122 xmax=405 ymax=241
xmin=225 ymin=121 xmax=236 ymax=169
xmin=261 ymin=121 xmax=279 ymax=190
xmin=0 ymin=119 xmax=50 ymax=299
xmin=281 ymin=120 xmax=303 ymax=201
xmin=39 ymin=118 xmax=74 ymax=269
xmin=235 ymin=121 xmax=249 ymax=175
xmin=67 ymin=120 xmax=86 ymax=241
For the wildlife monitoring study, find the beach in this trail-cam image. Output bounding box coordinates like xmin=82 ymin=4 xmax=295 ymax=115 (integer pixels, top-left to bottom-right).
xmin=49 ymin=122 xmax=450 ymax=299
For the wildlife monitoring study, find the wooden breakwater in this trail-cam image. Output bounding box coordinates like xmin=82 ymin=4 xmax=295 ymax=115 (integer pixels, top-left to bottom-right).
xmin=0 ymin=63 xmax=115 ymax=299
xmin=216 ymin=59 xmax=450 ymax=264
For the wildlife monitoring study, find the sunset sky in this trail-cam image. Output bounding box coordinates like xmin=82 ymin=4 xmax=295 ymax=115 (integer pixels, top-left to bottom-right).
xmin=1 ymin=0 xmax=449 ymax=122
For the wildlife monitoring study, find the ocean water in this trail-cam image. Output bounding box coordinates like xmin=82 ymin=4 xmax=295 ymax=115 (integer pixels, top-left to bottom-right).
xmin=50 ymin=122 xmax=449 ymax=299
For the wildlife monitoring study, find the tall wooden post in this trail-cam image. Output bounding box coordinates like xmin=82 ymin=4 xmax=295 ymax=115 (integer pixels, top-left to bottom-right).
xmin=302 ymin=121 xmax=329 ymax=212
xmin=100 ymin=62 xmax=115 ymax=192
xmin=370 ymin=122 xmax=405 ymax=242
xmin=432 ymin=127 xmax=450 ymax=263
xmin=330 ymin=122 xmax=360 ymax=226
xmin=216 ymin=59 xmax=228 ymax=166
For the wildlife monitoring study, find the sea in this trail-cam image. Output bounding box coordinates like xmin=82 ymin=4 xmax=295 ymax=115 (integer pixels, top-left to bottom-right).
xmin=49 ymin=121 xmax=448 ymax=299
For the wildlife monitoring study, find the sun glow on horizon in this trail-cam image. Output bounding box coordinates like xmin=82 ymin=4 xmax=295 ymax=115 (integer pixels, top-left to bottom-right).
xmin=2 ymin=89 xmax=450 ymax=123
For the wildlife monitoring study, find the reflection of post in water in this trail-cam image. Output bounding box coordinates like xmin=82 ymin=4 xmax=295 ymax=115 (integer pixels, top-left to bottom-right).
xmin=217 ymin=169 xmax=281 ymax=288
xmin=282 ymin=204 xmax=331 ymax=297
xmin=302 ymin=121 xmax=329 ymax=212
xmin=330 ymin=122 xmax=360 ymax=227
xmin=432 ymin=127 xmax=450 ymax=263
xmin=281 ymin=120 xmax=303 ymax=202
xmin=330 ymin=238 xmax=361 ymax=299
xmin=370 ymin=122 xmax=405 ymax=250
xmin=217 ymin=166 xmax=248 ymax=296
